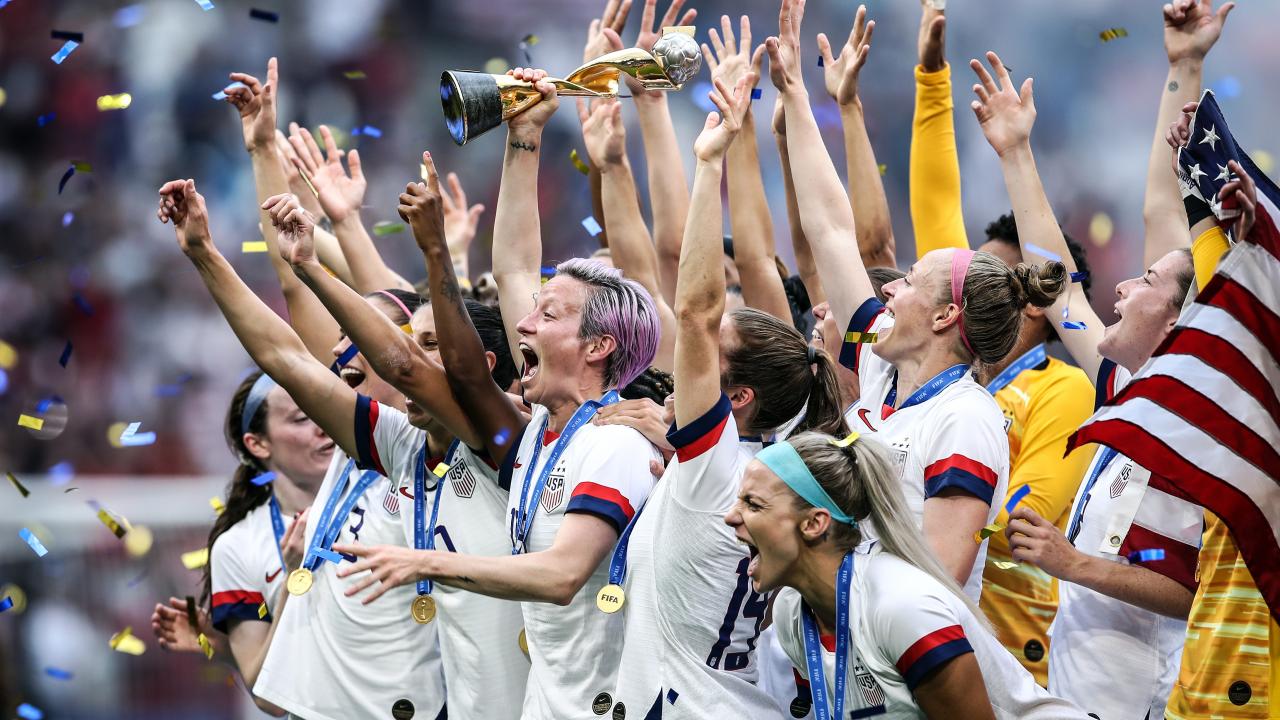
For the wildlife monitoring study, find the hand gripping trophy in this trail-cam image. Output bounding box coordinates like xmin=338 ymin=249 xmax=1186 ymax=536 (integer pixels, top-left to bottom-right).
xmin=441 ymin=28 xmax=702 ymax=145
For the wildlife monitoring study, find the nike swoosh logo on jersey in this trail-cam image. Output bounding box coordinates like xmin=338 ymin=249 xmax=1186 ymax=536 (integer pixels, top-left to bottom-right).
xmin=265 ymin=567 xmax=283 ymax=583
xmin=399 ymin=487 xmax=414 ymax=499
xmin=513 ymin=462 xmax=523 ymax=468
xmin=857 ymin=408 xmax=876 ymax=431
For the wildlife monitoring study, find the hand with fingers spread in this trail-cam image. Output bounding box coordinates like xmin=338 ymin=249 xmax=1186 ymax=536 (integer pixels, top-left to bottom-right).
xmin=332 ymin=543 xmax=433 ymax=605
xmin=578 ymin=99 xmax=628 ymax=169
xmin=635 ymin=0 xmax=697 ymax=52
xmin=261 ymin=193 xmax=318 ymax=267
xmin=506 ymin=68 xmax=560 ymax=137
xmin=441 ymin=171 xmax=486 ymax=266
xmin=592 ymin=398 xmax=675 ymax=452
xmin=817 ymin=4 xmax=874 ymax=107
xmin=1004 ymin=506 xmax=1085 ymax=581
xmin=584 ymin=0 xmax=631 ymax=63
xmin=1164 ymin=0 xmax=1234 ymax=65
xmin=280 ymin=507 xmax=309 ymax=572
xmin=276 ymin=130 xmax=326 ymax=220
xmin=917 ymin=0 xmax=946 ymax=73
xmin=150 ymin=597 xmax=214 ymax=654
xmin=399 ymin=151 xmax=448 ymax=251
xmin=765 ymin=0 xmax=807 ymax=94
xmin=158 ymin=179 xmax=215 ymax=258
xmin=969 ymin=51 xmax=1036 ymax=157
xmin=287 ymin=124 xmax=366 ymax=224
xmin=222 ymin=58 xmax=279 ymax=153
xmin=703 ymin=14 xmax=765 ymax=91
xmin=693 ymin=74 xmax=757 ymax=162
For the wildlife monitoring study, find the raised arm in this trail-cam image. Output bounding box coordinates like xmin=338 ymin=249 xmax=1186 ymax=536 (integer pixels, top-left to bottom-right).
xmin=706 ymin=15 xmax=792 ymax=322
xmin=275 ymin=131 xmax=357 ymax=289
xmin=771 ymin=100 xmax=825 ymax=306
xmin=578 ymin=99 xmax=677 ymax=370
xmin=1143 ymin=0 xmax=1234 ymax=266
xmin=768 ymin=0 xmax=874 ymax=332
xmin=222 ymin=59 xmax=340 ymax=363
xmin=969 ymin=52 xmax=1106 ymax=381
xmin=440 ymin=170 xmax=487 ymax=288
xmin=286 ymin=123 xmax=413 ymax=293
xmin=157 ymin=179 xmax=359 ymax=458
xmin=909 ymin=4 xmax=969 ymax=257
xmin=408 ymin=152 xmax=528 ymax=464
xmin=492 ymin=68 xmax=559 ymax=365
xmin=818 ymin=5 xmax=895 ymax=268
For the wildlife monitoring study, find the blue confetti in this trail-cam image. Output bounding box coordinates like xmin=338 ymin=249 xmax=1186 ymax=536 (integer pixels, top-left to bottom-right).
xmin=817 ymin=55 xmax=824 ymax=67
xmin=249 ymin=7 xmax=279 ymax=22
xmin=352 ymin=125 xmax=382 ymax=138
xmin=36 ymin=395 xmax=63 ymax=413
xmin=118 ymin=422 xmax=156 ymax=447
xmin=539 ymin=266 xmax=556 ymax=277
xmin=37 ymin=113 xmax=56 ymax=128
xmin=212 ymin=81 xmax=247 ymax=100
xmin=1023 ymin=242 xmax=1062 ymax=263
xmin=1004 ymin=484 xmax=1031 ymax=513
xmin=494 ymin=428 xmax=510 ymax=445
xmin=750 ymin=88 xmax=762 ymax=100
xmin=582 ymin=216 xmax=603 ymax=237
xmin=1212 ymin=75 xmax=1240 ymax=99
xmin=16 ymin=703 xmax=42 ymax=720
xmin=194 ymin=0 xmax=215 ymax=10
xmin=51 ymin=40 xmax=79 ymax=65
xmin=62 ymin=212 xmax=74 ymax=227
xmin=1070 ymin=271 xmax=1089 ymax=284
xmin=73 ymin=292 xmax=94 ymax=316
xmin=48 ymin=462 xmax=74 ymax=485
xmin=251 ymin=471 xmax=276 ymax=486
xmin=330 ymin=343 xmax=359 ymax=373
xmin=0 ymin=596 xmax=13 ymax=613
xmin=1127 ymin=548 xmax=1165 ymax=564
xmin=57 ymin=166 xmax=76 ymax=194
xmin=58 ymin=341 xmax=72 ymax=368
xmin=156 ymin=373 xmax=193 ymax=397
xmin=313 ymin=547 xmax=343 ymax=564
xmin=20 ymin=528 xmax=49 ymax=557
xmin=113 ymin=4 xmax=146 ymax=27
xmin=44 ymin=667 xmax=74 ymax=680
xmin=1061 ymin=320 xmax=1088 ymax=331
xmin=127 ymin=568 xmax=149 ymax=587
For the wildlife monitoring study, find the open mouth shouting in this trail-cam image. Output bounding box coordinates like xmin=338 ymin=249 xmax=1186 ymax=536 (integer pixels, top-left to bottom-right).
xmin=339 ymin=366 xmax=366 ymax=389
xmin=519 ymin=342 xmax=540 ymax=385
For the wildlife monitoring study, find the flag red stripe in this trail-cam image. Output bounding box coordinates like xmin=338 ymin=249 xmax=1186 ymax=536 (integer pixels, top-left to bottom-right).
xmin=1153 ymin=328 xmax=1280 ymax=431
xmin=1104 ymin=375 xmax=1280 ymax=477
xmin=1245 ymin=203 xmax=1280 ymax=261
xmin=1070 ymin=418 xmax=1280 ymax=624
xmin=1196 ymin=276 xmax=1280 ymax=353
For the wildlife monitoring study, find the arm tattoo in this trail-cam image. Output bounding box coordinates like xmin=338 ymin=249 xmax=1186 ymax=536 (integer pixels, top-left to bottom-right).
xmin=509 ymin=140 xmax=537 ymax=152
xmin=1168 ymin=80 xmax=1179 ymax=92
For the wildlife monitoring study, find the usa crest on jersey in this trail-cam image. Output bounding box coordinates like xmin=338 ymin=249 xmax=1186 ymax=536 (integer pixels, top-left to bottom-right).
xmin=854 ymin=658 xmax=885 ymax=709
xmin=449 ymin=463 xmax=477 ymax=499
xmin=1109 ymin=462 xmax=1133 ymax=499
xmin=382 ymin=483 xmax=401 ymax=516
xmin=542 ymin=468 xmax=566 ymax=512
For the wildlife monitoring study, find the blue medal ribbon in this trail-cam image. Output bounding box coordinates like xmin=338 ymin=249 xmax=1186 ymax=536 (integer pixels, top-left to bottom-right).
xmin=511 ymin=391 xmax=620 ymax=555
xmin=800 ymin=552 xmax=854 ymax=720
xmin=984 ymin=343 xmax=1046 ymax=396
xmin=607 ymin=502 xmax=644 ymax=586
xmin=883 ymin=363 xmax=970 ymax=412
xmin=302 ymin=460 xmax=381 ymax=571
xmin=414 ymin=438 xmax=453 ymax=596
xmin=1065 ymin=447 xmax=1119 ymax=544
xmin=267 ymin=494 xmax=287 ymax=581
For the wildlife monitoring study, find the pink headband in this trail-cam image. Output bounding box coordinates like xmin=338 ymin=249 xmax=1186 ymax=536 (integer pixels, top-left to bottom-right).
xmin=949 ymin=249 xmax=976 ymax=357
xmin=377 ymin=290 xmax=413 ymax=322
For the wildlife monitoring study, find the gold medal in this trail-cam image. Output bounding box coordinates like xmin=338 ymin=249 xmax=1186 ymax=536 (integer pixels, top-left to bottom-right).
xmin=411 ymin=594 xmax=436 ymax=624
xmin=517 ymin=628 xmax=529 ymax=658
xmin=286 ymin=568 xmax=313 ymax=596
xmin=596 ymin=583 xmax=625 ymax=614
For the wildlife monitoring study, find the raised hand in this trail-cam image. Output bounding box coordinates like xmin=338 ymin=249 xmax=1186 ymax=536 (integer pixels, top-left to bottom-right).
xmin=703 ymin=14 xmax=765 ymax=90
xmin=506 ymin=67 xmax=560 ymax=136
xmin=969 ymin=51 xmax=1036 ymax=157
xmin=223 ymin=57 xmax=279 ymax=153
xmin=1164 ymin=0 xmax=1235 ymax=65
xmin=441 ymin=171 xmax=486 ymax=263
xmin=584 ymin=0 xmax=631 ymax=63
xmin=275 ymin=130 xmax=326 ymax=219
xmin=398 ymin=151 xmax=447 ymax=248
xmin=771 ymin=97 xmax=786 ymax=136
xmin=917 ymin=1 xmax=945 ymax=73
xmin=578 ymin=99 xmax=628 ymax=168
xmin=287 ymin=124 xmax=366 ymax=224
xmin=765 ymin=0 xmax=807 ymax=94
xmin=692 ymin=73 xmax=756 ymax=162
xmin=817 ymin=4 xmax=874 ymax=106
xmin=261 ymin=193 xmax=318 ymax=267
xmin=157 ymin=179 xmax=214 ymax=257
xmin=635 ymin=0 xmax=696 ymax=52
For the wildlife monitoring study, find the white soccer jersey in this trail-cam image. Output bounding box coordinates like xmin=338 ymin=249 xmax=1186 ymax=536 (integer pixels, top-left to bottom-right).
xmin=774 ymin=546 xmax=1087 ymax=719
xmin=840 ymin=298 xmax=1009 ymax=601
xmin=499 ymin=403 xmax=659 ymax=720
xmin=613 ymin=395 xmax=780 ymax=718
xmin=1047 ymin=359 xmax=1202 ymax=719
xmin=210 ymin=500 xmax=286 ymax=634
xmin=254 ymin=396 xmax=445 ymax=720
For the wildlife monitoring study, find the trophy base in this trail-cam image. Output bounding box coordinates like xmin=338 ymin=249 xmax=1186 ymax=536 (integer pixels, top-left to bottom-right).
xmin=440 ymin=71 xmax=503 ymax=146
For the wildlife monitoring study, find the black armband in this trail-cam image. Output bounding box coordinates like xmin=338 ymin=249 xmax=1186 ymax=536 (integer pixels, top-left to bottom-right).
xmin=1184 ymin=195 xmax=1214 ymax=229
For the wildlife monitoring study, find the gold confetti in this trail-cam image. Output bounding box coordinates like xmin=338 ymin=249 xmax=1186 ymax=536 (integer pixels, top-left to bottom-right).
xmin=198 ymin=633 xmax=214 ymax=660
xmin=242 ymin=241 xmax=269 ymax=253
xmin=0 ymin=339 xmax=16 ymax=368
xmin=182 ymin=547 xmax=210 ymax=570
xmin=7 ymin=471 xmax=29 ymax=498
xmin=107 ymin=421 xmax=129 ymax=447
xmin=109 ymin=627 xmax=146 ymax=655
xmin=399 ymin=323 xmax=413 ymax=335
xmin=343 ymin=70 xmax=367 ymax=80
xmin=97 ymin=509 xmax=127 ymax=538
xmin=18 ymin=414 xmax=45 ymax=430
xmin=258 ymin=603 xmax=268 ymax=619
xmin=570 ymin=149 xmax=590 ymax=176
xmin=123 ymin=525 xmax=153 ymax=557
xmin=96 ymin=93 xmax=133 ymax=111
xmin=992 ymin=560 xmax=1020 ymax=570
xmin=1089 ymin=212 xmax=1113 ymax=247
xmin=843 ymin=331 xmax=878 ymax=344
xmin=974 ymin=522 xmax=1004 ymax=543
xmin=1099 ymin=27 xmax=1128 ymax=42
xmin=877 ymin=163 xmax=887 ymax=176
xmin=72 ymin=161 xmax=92 ymax=173
xmin=432 ymin=462 xmax=451 ymax=478
xmin=0 ymin=87 xmax=6 ymax=109
xmin=521 ymin=34 xmax=539 ymax=46
xmin=372 ymin=221 xmax=406 ymax=236
xmin=209 ymin=497 xmax=226 ymax=514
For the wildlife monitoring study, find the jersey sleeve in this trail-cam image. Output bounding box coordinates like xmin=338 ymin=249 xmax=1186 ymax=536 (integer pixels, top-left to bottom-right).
xmin=872 ymin=580 xmax=974 ymax=692
xmin=909 ymin=63 xmax=969 ymax=257
xmin=1125 ymin=478 xmax=1203 ymax=593
xmin=210 ymin=533 xmax=269 ymax=633
xmin=352 ymin=396 xmax=420 ymax=483
xmin=1092 ymin=359 xmax=1131 ymax=412
xmin=665 ymin=393 xmax=742 ymax=513
xmin=920 ymin=402 xmax=1005 ymax=505
xmin=565 ymin=427 xmax=658 ymax=534
xmin=838 ymin=298 xmax=894 ymax=383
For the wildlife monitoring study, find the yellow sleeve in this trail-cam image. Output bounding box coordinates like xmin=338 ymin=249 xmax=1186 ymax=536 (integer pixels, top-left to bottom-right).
xmin=909 ymin=63 xmax=969 ymax=258
xmin=996 ymin=369 xmax=1096 ymax=529
xmin=1191 ymin=225 xmax=1230 ymax=291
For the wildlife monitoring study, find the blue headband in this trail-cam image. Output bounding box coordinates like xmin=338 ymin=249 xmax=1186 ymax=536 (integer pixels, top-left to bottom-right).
xmin=240 ymin=373 xmax=277 ymax=436
xmin=756 ymin=441 xmax=858 ymax=526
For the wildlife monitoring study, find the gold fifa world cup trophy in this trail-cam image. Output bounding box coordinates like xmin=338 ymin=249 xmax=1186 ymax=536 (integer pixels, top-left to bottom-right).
xmin=441 ymin=28 xmax=702 ymax=145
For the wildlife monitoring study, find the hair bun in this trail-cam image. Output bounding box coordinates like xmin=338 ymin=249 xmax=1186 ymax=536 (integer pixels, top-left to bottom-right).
xmin=1014 ymin=260 xmax=1066 ymax=308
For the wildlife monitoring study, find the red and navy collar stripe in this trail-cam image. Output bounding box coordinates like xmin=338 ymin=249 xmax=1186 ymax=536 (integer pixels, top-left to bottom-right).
xmin=352 ymin=394 xmax=387 ymax=477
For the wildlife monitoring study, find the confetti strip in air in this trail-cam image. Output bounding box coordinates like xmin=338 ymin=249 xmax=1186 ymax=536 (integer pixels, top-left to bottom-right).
xmin=974 ymin=523 xmax=1004 ymax=543
xmin=0 ymin=596 xmax=13 ymax=613
xmin=521 ymin=33 xmax=539 ymax=46
xmin=51 ymin=30 xmax=84 ymax=43
xmin=7 ymin=471 xmax=29 ymax=498
xmin=432 ymin=463 xmax=451 ymax=478
xmin=352 ymin=125 xmax=382 ymax=138
xmin=109 ymin=626 xmax=146 ymax=655
xmin=1005 ymin=484 xmax=1030 ymax=513
xmin=249 ymin=8 xmax=278 ymax=22
xmin=582 ymin=216 xmax=603 ymax=237
xmin=44 ymin=667 xmax=73 ymax=680
xmin=1062 ymin=320 xmax=1088 ymax=331
xmin=331 ymin=343 xmax=359 ymax=373
xmin=1070 ymin=271 xmax=1089 ymax=283
xmin=569 ymin=149 xmax=590 ymax=175
xmin=37 ymin=113 xmax=55 ymax=127
xmin=1023 ymin=242 xmax=1062 ymax=263
xmin=118 ymin=422 xmax=156 ymax=446
xmin=51 ymin=41 xmax=79 ymax=65
xmin=96 ymin=508 xmax=127 ymax=538
xmin=343 ymin=70 xmax=366 ymax=79
xmin=750 ymin=88 xmax=762 ymax=100
xmin=212 ymin=81 xmax=246 ymax=100
xmin=18 ymin=415 xmax=44 ymax=430
xmin=494 ymin=428 xmax=511 ymax=445
xmin=258 ymin=602 xmax=268 ymax=619
xmin=181 ymin=547 xmax=210 ymax=569
xmin=242 ymin=241 xmax=269 ymax=252
xmin=372 ymin=221 xmax=405 ymax=236
xmin=1099 ymin=27 xmax=1128 ymax=42
xmin=209 ymin=497 xmax=225 ymax=514
xmin=96 ymin=93 xmax=132 ymax=111
xmin=62 ymin=212 xmax=74 ymax=227
xmin=59 ymin=341 xmax=72 ymax=367
xmin=193 ymin=0 xmax=215 ymax=10
xmin=843 ymin=331 xmax=878 ymax=344
xmin=0 ymin=340 xmax=15 ymax=368
xmin=58 ymin=167 xmax=76 ymax=194
xmin=313 ymin=547 xmax=343 ymax=564
xmin=198 ymin=633 xmax=215 ymax=659
xmin=1127 ymin=548 xmax=1165 ymax=563
xmin=20 ymin=528 xmax=49 ymax=557
xmin=817 ymin=55 xmax=824 ymax=67
xmin=878 ymin=164 xmax=887 ymax=176
xmin=16 ymin=703 xmax=42 ymax=720
xmin=992 ymin=560 xmax=1019 ymax=570
xmin=251 ymin=471 xmax=276 ymax=486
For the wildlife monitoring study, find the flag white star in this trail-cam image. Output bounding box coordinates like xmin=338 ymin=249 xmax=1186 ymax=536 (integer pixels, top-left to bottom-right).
xmin=1188 ymin=163 xmax=1207 ymax=183
xmin=1209 ymin=195 xmax=1223 ymax=217
xmin=1215 ymin=163 xmax=1234 ymax=183
xmin=1199 ymin=124 xmax=1220 ymax=151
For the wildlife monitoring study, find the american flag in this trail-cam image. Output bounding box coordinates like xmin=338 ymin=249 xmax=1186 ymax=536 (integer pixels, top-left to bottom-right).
xmin=1068 ymin=90 xmax=1280 ymax=622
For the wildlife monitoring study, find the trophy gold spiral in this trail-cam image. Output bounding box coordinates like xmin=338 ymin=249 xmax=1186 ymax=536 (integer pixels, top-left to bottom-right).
xmin=441 ymin=28 xmax=702 ymax=146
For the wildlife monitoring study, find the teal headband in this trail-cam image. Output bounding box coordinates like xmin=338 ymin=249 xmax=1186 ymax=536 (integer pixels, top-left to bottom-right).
xmin=756 ymin=441 xmax=858 ymax=526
